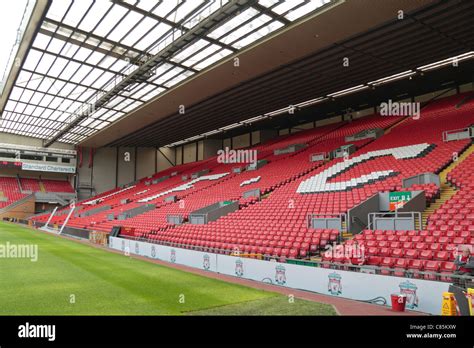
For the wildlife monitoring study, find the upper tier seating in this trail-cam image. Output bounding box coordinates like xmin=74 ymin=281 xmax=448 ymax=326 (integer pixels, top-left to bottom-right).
xmin=21 ymin=178 xmax=41 ymax=192
xmin=42 ymin=179 xmax=75 ymax=193
xmin=0 ymin=176 xmax=74 ymax=209
xmin=0 ymin=177 xmax=26 ymax=209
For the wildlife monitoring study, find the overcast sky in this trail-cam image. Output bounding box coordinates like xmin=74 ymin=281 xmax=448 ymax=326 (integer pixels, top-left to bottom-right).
xmin=0 ymin=0 xmax=31 ymax=87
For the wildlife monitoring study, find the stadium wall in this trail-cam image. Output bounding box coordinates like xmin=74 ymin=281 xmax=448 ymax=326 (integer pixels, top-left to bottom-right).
xmin=232 ymin=133 xmax=251 ymax=149
xmin=157 ymin=147 xmax=175 ymax=172
xmin=117 ymin=147 xmax=135 ymax=187
xmin=183 ymin=143 xmax=196 ymax=164
xmin=414 ymin=88 xmax=457 ymax=103
xmin=459 ymin=82 xmax=473 ymax=93
xmin=0 ymin=132 xmax=73 ymax=150
xmin=76 ymin=146 xmax=175 ymax=197
xmin=136 ymin=147 xmax=156 ymax=179
xmin=110 ymin=237 xmax=448 ymax=315
xmin=202 ymin=139 xmax=221 ymax=160
xmin=92 ymin=147 xmax=117 ymax=194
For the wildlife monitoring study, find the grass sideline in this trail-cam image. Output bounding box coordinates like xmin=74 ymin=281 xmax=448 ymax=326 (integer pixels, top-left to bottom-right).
xmin=188 ymin=296 xmax=337 ymax=315
xmin=0 ymin=222 xmax=336 ymax=316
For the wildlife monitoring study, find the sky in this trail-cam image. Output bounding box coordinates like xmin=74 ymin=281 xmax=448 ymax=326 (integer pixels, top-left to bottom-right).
xmin=0 ymin=0 xmax=33 ymax=92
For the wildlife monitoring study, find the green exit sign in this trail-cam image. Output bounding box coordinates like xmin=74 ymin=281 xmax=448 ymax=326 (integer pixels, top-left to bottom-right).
xmin=389 ymin=191 xmax=412 ymax=210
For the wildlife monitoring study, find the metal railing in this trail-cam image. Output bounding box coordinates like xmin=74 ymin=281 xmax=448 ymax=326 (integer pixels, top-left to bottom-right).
xmin=309 ymin=152 xmax=328 ymax=162
xmin=367 ymin=211 xmax=422 ymax=231
xmin=307 ymin=213 xmax=347 ymax=236
xmin=442 ymin=126 xmax=474 ymax=142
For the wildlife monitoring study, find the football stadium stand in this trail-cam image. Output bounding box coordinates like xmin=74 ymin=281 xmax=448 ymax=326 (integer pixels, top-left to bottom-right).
xmin=30 ymin=93 xmax=474 ymax=283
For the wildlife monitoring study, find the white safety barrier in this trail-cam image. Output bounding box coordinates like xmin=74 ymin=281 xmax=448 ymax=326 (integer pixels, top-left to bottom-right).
xmin=83 ymin=185 xmax=136 ymax=205
xmin=138 ymin=172 xmax=229 ymax=202
xmin=109 ymin=237 xmax=449 ymax=315
xmin=240 ymin=176 xmax=261 ymax=187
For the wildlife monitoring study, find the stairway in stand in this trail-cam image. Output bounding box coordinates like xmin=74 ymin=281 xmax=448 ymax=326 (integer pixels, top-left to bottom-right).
xmin=421 ymin=143 xmax=474 ymax=229
xmin=39 ymin=181 xmax=46 ymax=193
xmin=342 ymin=219 xmax=351 ymax=239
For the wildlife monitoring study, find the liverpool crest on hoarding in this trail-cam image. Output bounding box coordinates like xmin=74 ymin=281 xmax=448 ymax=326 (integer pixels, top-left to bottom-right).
xmin=275 ymin=265 xmax=287 ymax=285
xmin=328 ymin=272 xmax=342 ymax=295
xmin=399 ymin=280 xmax=419 ymax=309
xmin=203 ymin=254 xmax=210 ymax=270
xmin=235 ymin=259 xmax=244 ymax=277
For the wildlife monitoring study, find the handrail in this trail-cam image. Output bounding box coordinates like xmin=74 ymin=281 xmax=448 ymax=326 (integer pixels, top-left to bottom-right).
xmin=442 ymin=126 xmax=474 ymax=142
xmin=368 ymin=211 xmax=422 ymax=231
xmin=309 ymin=152 xmax=328 ymax=162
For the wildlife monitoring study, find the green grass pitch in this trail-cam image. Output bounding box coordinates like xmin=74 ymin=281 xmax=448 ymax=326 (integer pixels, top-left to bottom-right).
xmin=0 ymin=221 xmax=336 ymax=315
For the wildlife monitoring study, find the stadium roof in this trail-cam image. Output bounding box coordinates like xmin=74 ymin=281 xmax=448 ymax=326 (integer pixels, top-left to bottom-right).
xmin=102 ymin=0 xmax=474 ymax=148
xmin=0 ymin=0 xmax=335 ymax=145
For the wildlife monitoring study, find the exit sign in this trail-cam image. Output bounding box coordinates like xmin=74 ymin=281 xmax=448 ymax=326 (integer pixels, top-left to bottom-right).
xmin=389 ymin=191 xmax=412 ymax=210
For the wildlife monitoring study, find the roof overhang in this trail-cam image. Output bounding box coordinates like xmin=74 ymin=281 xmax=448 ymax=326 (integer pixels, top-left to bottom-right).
xmin=81 ymin=0 xmax=435 ymax=148
xmin=0 ymin=0 xmax=49 ymax=116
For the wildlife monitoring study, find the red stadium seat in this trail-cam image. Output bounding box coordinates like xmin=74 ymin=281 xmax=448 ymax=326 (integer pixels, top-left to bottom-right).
xmin=407 ymin=259 xmax=424 ymax=279
xmin=393 ymin=258 xmax=408 ymax=277
xmin=419 ymin=250 xmax=433 ymax=260
xmin=440 ymin=262 xmax=456 ymax=282
xmin=404 ymin=249 xmax=419 ymax=259
xmin=434 ymin=251 xmax=449 ymax=261
xmin=379 ymin=247 xmax=391 ymax=257
xmin=424 ymin=261 xmax=440 ymax=280
xmin=391 ymin=248 xmax=403 ymax=258
xmin=367 ymin=256 xmax=382 ymax=266
xmin=380 ymin=257 xmax=395 ymax=275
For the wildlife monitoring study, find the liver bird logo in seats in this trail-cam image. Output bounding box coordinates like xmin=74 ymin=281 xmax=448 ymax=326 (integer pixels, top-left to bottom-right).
xmin=297 ymin=143 xmax=432 ymax=194
xmin=328 ymin=272 xmax=342 ymax=295
xmin=275 ymin=265 xmax=287 ymax=285
xmin=399 ymin=280 xmax=419 ymax=309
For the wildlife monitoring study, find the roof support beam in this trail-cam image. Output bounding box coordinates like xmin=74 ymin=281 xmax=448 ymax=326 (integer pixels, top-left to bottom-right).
xmin=0 ymin=0 xmax=49 ymax=116
xmin=40 ymin=19 xmax=199 ymax=73
xmin=43 ymin=0 xmax=258 ymax=147
xmin=112 ymin=0 xmax=239 ymax=54
xmin=252 ymin=3 xmax=291 ymax=25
